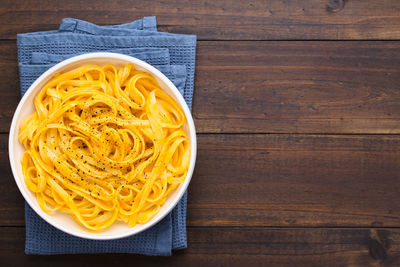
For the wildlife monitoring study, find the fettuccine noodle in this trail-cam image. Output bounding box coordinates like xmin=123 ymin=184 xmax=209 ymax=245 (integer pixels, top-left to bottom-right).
xmin=18 ymin=64 xmax=190 ymax=231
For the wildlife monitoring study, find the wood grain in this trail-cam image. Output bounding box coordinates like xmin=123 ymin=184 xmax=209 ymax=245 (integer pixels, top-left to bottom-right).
xmin=1 ymin=0 xmax=400 ymax=40
xmin=1 ymin=41 xmax=400 ymax=134
xmin=0 ymin=41 xmax=19 ymax=132
xmin=2 ymin=2 xmax=400 ymax=264
xmin=194 ymin=41 xmax=400 ymax=134
xmin=188 ymin=134 xmax=400 ymax=227
xmin=3 ymin=133 xmax=400 ymax=227
xmin=1 ymin=226 xmax=400 ymax=266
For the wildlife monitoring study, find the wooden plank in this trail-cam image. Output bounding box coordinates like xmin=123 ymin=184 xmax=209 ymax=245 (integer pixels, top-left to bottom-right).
xmin=2 ymin=0 xmax=400 ymax=40
xmin=0 ymin=42 xmax=20 ymax=133
xmin=193 ymin=41 xmax=400 ymax=134
xmin=1 ymin=226 xmax=400 ymax=266
xmin=2 ymin=133 xmax=400 ymax=227
xmin=188 ymin=134 xmax=400 ymax=227
xmin=2 ymin=41 xmax=400 ymax=134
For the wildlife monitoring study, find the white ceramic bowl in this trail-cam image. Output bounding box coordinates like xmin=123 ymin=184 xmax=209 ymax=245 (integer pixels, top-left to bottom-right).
xmin=9 ymin=52 xmax=197 ymax=240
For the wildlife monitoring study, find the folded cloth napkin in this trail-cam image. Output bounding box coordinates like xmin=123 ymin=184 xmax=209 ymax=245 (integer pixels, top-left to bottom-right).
xmin=17 ymin=16 xmax=196 ymax=256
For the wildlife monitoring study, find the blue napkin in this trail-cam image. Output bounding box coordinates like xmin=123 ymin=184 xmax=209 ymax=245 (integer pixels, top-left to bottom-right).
xmin=17 ymin=16 xmax=196 ymax=256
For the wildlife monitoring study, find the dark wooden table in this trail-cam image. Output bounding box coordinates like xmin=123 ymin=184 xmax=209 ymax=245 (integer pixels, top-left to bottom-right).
xmin=1 ymin=1 xmax=400 ymax=266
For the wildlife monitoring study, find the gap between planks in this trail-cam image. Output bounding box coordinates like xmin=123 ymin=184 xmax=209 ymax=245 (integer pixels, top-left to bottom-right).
xmin=3 ymin=225 xmax=400 ymax=230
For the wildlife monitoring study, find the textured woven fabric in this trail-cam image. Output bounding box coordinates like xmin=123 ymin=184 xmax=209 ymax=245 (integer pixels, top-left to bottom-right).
xmin=17 ymin=17 xmax=196 ymax=255
xmin=60 ymin=16 xmax=158 ymax=31
xmin=17 ymin=32 xmax=196 ymax=108
xmin=59 ymin=18 xmax=174 ymax=37
xmin=30 ymin=48 xmax=171 ymax=65
xmin=19 ymin=16 xmax=157 ymax=38
xmin=25 ymin=203 xmax=172 ymax=255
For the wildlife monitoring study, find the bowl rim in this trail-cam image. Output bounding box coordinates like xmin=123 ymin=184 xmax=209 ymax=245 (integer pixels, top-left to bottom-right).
xmin=8 ymin=52 xmax=197 ymax=240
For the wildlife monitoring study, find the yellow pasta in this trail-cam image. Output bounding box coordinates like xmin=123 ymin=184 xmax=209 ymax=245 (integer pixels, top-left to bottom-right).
xmin=19 ymin=64 xmax=190 ymax=231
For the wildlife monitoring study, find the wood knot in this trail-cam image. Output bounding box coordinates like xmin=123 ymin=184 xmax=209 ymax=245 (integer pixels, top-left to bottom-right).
xmin=326 ymin=0 xmax=347 ymax=13
xmin=369 ymin=238 xmax=387 ymax=261
xmin=368 ymin=229 xmax=392 ymax=262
